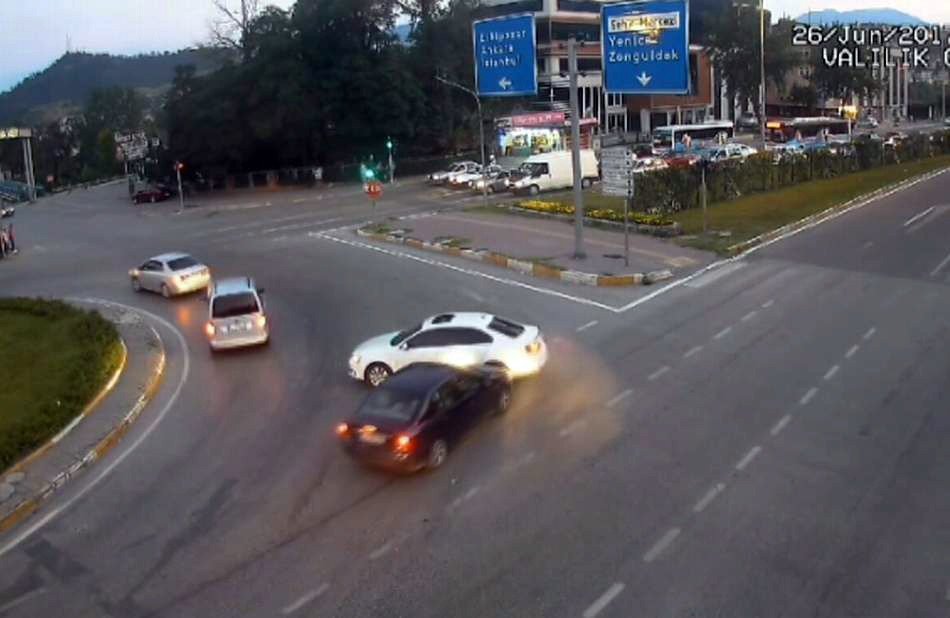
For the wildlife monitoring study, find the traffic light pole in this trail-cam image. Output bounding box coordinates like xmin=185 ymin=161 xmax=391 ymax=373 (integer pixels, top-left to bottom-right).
xmin=435 ymin=74 xmax=488 ymax=208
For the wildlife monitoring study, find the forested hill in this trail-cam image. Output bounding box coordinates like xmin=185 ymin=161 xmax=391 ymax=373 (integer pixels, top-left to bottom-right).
xmin=0 ymin=49 xmax=223 ymax=124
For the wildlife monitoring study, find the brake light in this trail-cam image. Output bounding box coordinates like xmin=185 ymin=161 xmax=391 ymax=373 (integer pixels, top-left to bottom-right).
xmin=335 ymin=422 xmax=349 ymax=436
xmin=394 ymin=434 xmax=412 ymax=452
xmin=525 ymin=340 xmax=542 ymax=355
xmin=204 ymin=322 xmax=215 ymax=337
xmin=255 ymin=315 xmax=267 ymax=329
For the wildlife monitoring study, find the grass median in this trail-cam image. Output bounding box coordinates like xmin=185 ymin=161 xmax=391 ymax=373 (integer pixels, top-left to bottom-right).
xmin=0 ymin=298 xmax=123 ymax=471
xmin=673 ymin=155 xmax=950 ymax=254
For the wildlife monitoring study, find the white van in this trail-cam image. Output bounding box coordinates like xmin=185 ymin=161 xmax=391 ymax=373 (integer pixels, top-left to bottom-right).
xmin=510 ymin=150 xmax=598 ymax=195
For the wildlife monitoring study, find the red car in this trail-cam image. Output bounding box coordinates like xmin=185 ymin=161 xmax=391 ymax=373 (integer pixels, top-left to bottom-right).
xmin=133 ymin=186 xmax=172 ymax=204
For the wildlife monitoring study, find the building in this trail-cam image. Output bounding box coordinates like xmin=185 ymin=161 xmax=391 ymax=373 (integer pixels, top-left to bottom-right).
xmin=474 ymin=0 xmax=716 ymax=137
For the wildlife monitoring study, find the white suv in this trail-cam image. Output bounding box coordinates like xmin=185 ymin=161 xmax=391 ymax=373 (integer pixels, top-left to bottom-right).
xmin=205 ymin=277 xmax=269 ymax=351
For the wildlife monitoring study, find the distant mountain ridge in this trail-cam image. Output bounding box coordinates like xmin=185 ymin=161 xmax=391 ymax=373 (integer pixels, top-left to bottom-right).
xmin=0 ymin=49 xmax=223 ymax=125
xmin=794 ymin=9 xmax=928 ymax=26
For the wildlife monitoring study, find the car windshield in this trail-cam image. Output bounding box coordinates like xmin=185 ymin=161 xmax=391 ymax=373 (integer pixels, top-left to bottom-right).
xmin=519 ymin=162 xmax=546 ymax=177
xmin=211 ymin=292 xmax=259 ymax=318
xmin=358 ymin=388 xmax=421 ymax=423
xmin=167 ymin=256 xmax=199 ymax=271
xmin=391 ymin=323 xmax=422 ymax=346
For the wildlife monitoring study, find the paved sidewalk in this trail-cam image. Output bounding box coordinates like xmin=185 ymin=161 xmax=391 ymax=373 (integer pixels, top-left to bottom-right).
xmin=390 ymin=210 xmax=712 ymax=277
xmin=0 ymin=301 xmax=165 ymax=533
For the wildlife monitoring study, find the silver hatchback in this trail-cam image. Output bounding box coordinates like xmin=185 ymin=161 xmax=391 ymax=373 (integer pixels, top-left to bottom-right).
xmin=205 ymin=277 xmax=269 ymax=351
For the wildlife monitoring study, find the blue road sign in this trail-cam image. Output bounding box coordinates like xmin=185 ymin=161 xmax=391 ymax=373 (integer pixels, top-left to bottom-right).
xmin=602 ymin=0 xmax=690 ymax=95
xmin=473 ymin=13 xmax=537 ymax=97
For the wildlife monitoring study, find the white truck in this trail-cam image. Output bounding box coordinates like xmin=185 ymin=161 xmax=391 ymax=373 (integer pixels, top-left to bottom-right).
xmin=510 ymin=150 xmax=599 ymax=195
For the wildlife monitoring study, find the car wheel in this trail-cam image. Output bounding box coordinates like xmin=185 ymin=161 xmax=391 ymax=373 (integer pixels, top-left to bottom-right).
xmin=529 ymin=185 xmax=540 ymax=196
xmin=427 ymin=439 xmax=448 ymax=469
xmin=131 ymin=277 xmax=142 ymax=292
xmin=160 ymin=283 xmax=171 ymax=298
xmin=364 ymin=363 xmax=392 ymax=387
xmin=487 ymin=185 xmax=495 ymax=194
xmin=581 ymin=178 xmax=592 ymax=189
xmin=495 ymin=385 xmax=512 ymax=415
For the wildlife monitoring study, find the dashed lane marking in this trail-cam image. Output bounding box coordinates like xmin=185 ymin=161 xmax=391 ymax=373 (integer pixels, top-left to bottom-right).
xmin=800 ymin=387 xmax=819 ymax=406
xmin=770 ymin=414 xmax=793 ymax=436
xmin=845 ymin=344 xmax=860 ymax=359
xmin=643 ymin=528 xmax=681 ymax=563
xmin=369 ymin=541 xmax=393 ymax=560
xmin=577 ymin=320 xmax=599 ymax=332
xmin=863 ymin=327 xmax=877 ymax=341
xmin=281 ymin=584 xmax=329 ymax=615
xmin=735 ymin=446 xmax=762 ymax=471
xmin=823 ymin=364 xmax=840 ymax=381
xmin=741 ymin=310 xmax=758 ymax=322
xmin=762 ymin=299 xmax=775 ymax=309
xmin=582 ymin=583 xmax=625 ymax=618
xmin=648 ymin=366 xmax=671 ymax=381
xmin=903 ymin=206 xmax=935 ymax=228
xmin=684 ymin=345 xmax=703 ymax=358
xmin=606 ymin=389 xmax=633 ymax=408
xmin=693 ymin=483 xmax=726 ymax=513
xmin=0 ymin=587 xmax=46 ymax=614
xmin=559 ymin=419 xmax=588 ymax=437
xmin=930 ymin=252 xmax=950 ymax=277
xmin=713 ymin=326 xmax=733 ymax=340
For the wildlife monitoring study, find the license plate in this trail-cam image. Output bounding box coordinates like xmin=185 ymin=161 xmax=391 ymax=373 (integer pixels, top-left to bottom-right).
xmin=359 ymin=432 xmax=386 ymax=445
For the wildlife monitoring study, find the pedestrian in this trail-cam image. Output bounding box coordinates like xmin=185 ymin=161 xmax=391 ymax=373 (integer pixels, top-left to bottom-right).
xmin=7 ymin=223 xmax=15 ymax=254
xmin=0 ymin=226 xmax=8 ymax=258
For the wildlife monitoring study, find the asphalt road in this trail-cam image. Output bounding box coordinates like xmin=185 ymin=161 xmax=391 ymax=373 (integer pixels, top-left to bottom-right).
xmin=0 ymin=169 xmax=948 ymax=618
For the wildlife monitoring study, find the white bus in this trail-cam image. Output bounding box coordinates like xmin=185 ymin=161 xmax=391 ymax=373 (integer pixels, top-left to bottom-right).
xmin=652 ymin=121 xmax=735 ymax=148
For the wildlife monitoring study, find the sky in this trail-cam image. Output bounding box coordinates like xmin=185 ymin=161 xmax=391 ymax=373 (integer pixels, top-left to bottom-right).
xmin=2 ymin=0 xmax=949 ymax=93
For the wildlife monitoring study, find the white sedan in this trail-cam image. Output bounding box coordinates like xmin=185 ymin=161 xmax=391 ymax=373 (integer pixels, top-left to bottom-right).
xmin=129 ymin=252 xmax=211 ymax=298
xmin=349 ymin=312 xmax=548 ymax=387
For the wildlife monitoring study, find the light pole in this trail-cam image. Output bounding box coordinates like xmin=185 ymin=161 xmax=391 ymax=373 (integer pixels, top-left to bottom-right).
xmin=759 ymin=0 xmax=767 ymax=147
xmin=568 ymin=36 xmax=586 ymax=259
xmin=386 ymin=137 xmax=395 ymax=184
xmin=435 ymin=74 xmax=488 ymax=207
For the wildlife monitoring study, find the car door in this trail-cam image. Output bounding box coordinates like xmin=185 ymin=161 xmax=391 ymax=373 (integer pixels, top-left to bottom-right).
xmin=399 ymin=328 xmax=455 ymax=369
xmin=434 ymin=376 xmax=484 ymax=444
xmin=139 ymin=260 xmax=163 ymax=291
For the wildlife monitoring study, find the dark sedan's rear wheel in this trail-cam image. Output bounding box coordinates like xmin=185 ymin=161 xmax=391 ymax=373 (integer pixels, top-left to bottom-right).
xmin=364 ymin=363 xmax=392 ymax=387
xmin=495 ymin=385 xmax=512 ymax=415
xmin=427 ymin=439 xmax=448 ymax=469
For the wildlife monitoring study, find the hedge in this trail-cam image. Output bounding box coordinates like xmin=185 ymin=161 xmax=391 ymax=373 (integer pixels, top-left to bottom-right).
xmin=517 ymin=199 xmax=674 ymax=226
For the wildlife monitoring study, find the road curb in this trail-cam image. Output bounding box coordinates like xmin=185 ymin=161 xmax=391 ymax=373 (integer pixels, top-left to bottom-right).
xmin=354 ymin=228 xmax=672 ymax=287
xmin=726 ymin=166 xmax=950 ymax=256
xmin=0 ymin=310 xmax=166 ymax=535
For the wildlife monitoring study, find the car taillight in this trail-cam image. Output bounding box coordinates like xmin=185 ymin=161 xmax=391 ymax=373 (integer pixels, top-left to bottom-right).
xmin=336 ymin=422 xmax=349 ymax=436
xmin=394 ymin=434 xmax=412 ymax=452
xmin=204 ymin=323 xmax=215 ymax=337
xmin=525 ymin=339 xmax=542 ymax=355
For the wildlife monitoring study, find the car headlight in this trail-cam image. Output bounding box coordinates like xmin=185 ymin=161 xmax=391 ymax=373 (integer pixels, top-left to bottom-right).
xmin=350 ymin=353 xmax=361 ymax=366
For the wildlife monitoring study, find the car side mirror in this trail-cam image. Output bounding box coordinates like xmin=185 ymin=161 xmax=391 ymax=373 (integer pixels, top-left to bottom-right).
xmin=399 ymin=342 xmax=409 ymax=351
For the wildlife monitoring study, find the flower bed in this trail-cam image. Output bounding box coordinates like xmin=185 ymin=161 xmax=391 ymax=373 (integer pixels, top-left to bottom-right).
xmin=514 ymin=200 xmax=679 ymax=236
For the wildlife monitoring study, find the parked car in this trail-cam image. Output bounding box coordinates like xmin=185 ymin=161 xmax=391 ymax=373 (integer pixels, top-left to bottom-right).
xmin=509 ymin=151 xmax=599 ymax=195
xmin=336 ymin=363 xmax=512 ymax=472
xmin=129 ymin=252 xmax=211 ymax=297
xmin=133 ymin=185 xmax=172 ymax=204
xmin=204 ymin=276 xmax=269 ymax=351
xmin=471 ymin=169 xmax=515 ymax=193
xmin=736 ymin=113 xmax=759 ymax=130
xmin=428 ymin=161 xmax=480 ymax=185
xmin=631 ymin=157 xmax=669 ymax=174
xmin=348 ymin=312 xmax=547 ymax=387
xmin=450 ymin=164 xmax=501 ymax=188
xmin=768 ymin=141 xmax=806 ymax=164
xmin=705 ymin=143 xmax=758 ymax=163
xmin=662 ymin=152 xmax=703 ymax=168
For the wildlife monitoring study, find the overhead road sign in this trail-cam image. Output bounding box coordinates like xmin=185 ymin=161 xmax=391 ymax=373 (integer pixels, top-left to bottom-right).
xmin=473 ymin=13 xmax=538 ymax=97
xmin=602 ymin=0 xmax=690 ymax=95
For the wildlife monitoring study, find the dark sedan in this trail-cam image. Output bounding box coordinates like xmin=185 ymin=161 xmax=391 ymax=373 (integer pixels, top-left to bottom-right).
xmin=133 ymin=185 xmax=173 ymax=204
xmin=337 ymin=364 xmax=512 ymax=472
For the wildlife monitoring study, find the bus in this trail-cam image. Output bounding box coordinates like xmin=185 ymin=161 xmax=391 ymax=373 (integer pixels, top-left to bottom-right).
xmin=765 ymin=117 xmax=851 ymax=143
xmin=652 ymin=121 xmax=735 ymax=149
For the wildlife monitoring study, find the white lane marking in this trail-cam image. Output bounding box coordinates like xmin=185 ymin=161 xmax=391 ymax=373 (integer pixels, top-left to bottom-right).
xmin=190 ymin=210 xmax=321 ymax=234
xmin=281 ymin=583 xmax=329 ymax=615
xmin=684 ymin=345 xmax=703 ymax=358
xmin=741 ymin=310 xmax=758 ymax=322
xmin=643 ymin=528 xmax=681 ymax=563
xmin=735 ymin=446 xmax=762 ymax=471
xmin=903 ymin=206 xmax=935 ymax=227
xmin=606 ymin=389 xmax=633 ymax=408
xmin=0 ymin=299 xmax=190 ymax=559
xmin=462 ymin=486 xmax=480 ymax=501
xmin=800 ymin=387 xmax=819 ymax=406
xmin=260 ymin=217 xmax=345 ymax=234
xmin=449 ymin=485 xmax=482 ymax=510
xmin=559 ymin=419 xmax=588 ymax=437
xmin=845 ymin=344 xmax=860 ymax=359
xmin=576 ymin=320 xmax=598 ymax=332
xmin=770 ymin=414 xmax=793 ymax=436
xmin=713 ymin=326 xmax=733 ymax=340
xmin=582 ymin=583 xmax=625 ymax=618
xmin=460 ymin=288 xmax=485 ymax=303
xmin=684 ymin=261 xmax=747 ymax=288
xmin=823 ymin=364 xmax=840 ymax=381
xmin=0 ymin=587 xmax=46 ymax=614
xmin=930 ymin=252 xmax=950 ymax=277
xmin=693 ymin=483 xmax=726 ymax=513
xmin=648 ymin=365 xmax=671 ymax=381
xmin=863 ymin=327 xmax=877 ymax=341
xmin=504 ymin=451 xmax=537 ymax=473
xmin=369 ymin=541 xmax=394 ymax=560
xmin=315 ymin=233 xmax=619 ymax=312
xmin=762 ymin=299 xmax=775 ymax=309
xmin=862 ymin=241 xmax=874 ymax=249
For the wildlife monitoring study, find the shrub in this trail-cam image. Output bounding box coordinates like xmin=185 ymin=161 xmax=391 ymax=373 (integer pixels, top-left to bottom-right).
xmin=515 ymin=200 xmax=674 ymax=226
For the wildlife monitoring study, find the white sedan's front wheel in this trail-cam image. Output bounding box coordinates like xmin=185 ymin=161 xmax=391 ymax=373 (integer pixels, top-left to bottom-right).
xmin=364 ymin=363 xmax=392 ymax=387
xmin=131 ymin=277 xmax=142 ymax=292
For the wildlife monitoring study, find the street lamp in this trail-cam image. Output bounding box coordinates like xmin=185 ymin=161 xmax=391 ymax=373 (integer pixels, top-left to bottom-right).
xmin=759 ymin=0 xmax=767 ymax=147
xmin=435 ymin=73 xmax=488 ymax=207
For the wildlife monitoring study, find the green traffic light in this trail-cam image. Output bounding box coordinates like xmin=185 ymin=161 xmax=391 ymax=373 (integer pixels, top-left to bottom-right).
xmin=386 ymin=140 xmax=393 ymax=150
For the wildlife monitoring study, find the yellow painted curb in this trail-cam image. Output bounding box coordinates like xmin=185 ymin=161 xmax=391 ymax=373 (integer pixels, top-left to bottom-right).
xmin=532 ymin=263 xmax=563 ymax=279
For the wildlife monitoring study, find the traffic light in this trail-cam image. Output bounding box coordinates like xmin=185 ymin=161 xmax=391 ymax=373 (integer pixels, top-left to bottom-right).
xmin=386 ymin=138 xmax=393 ymax=151
xmin=362 ymin=166 xmax=376 ymax=181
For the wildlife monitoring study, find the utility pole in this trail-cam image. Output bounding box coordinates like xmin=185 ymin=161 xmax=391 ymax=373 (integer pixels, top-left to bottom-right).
xmin=568 ymin=36 xmax=586 ymax=259
xmin=175 ymin=161 xmax=184 ymax=213
xmin=435 ymin=74 xmax=488 ymax=208
xmin=386 ymin=137 xmax=395 ymax=185
xmin=759 ymin=0 xmax=767 ymax=148
xmin=701 ymin=161 xmax=708 ymax=235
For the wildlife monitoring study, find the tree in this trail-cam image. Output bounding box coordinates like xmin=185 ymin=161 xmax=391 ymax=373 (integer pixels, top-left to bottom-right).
xmin=210 ymin=0 xmax=263 ymax=63
xmin=788 ymin=84 xmax=819 ymax=112
xmin=810 ymin=40 xmax=878 ymax=105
